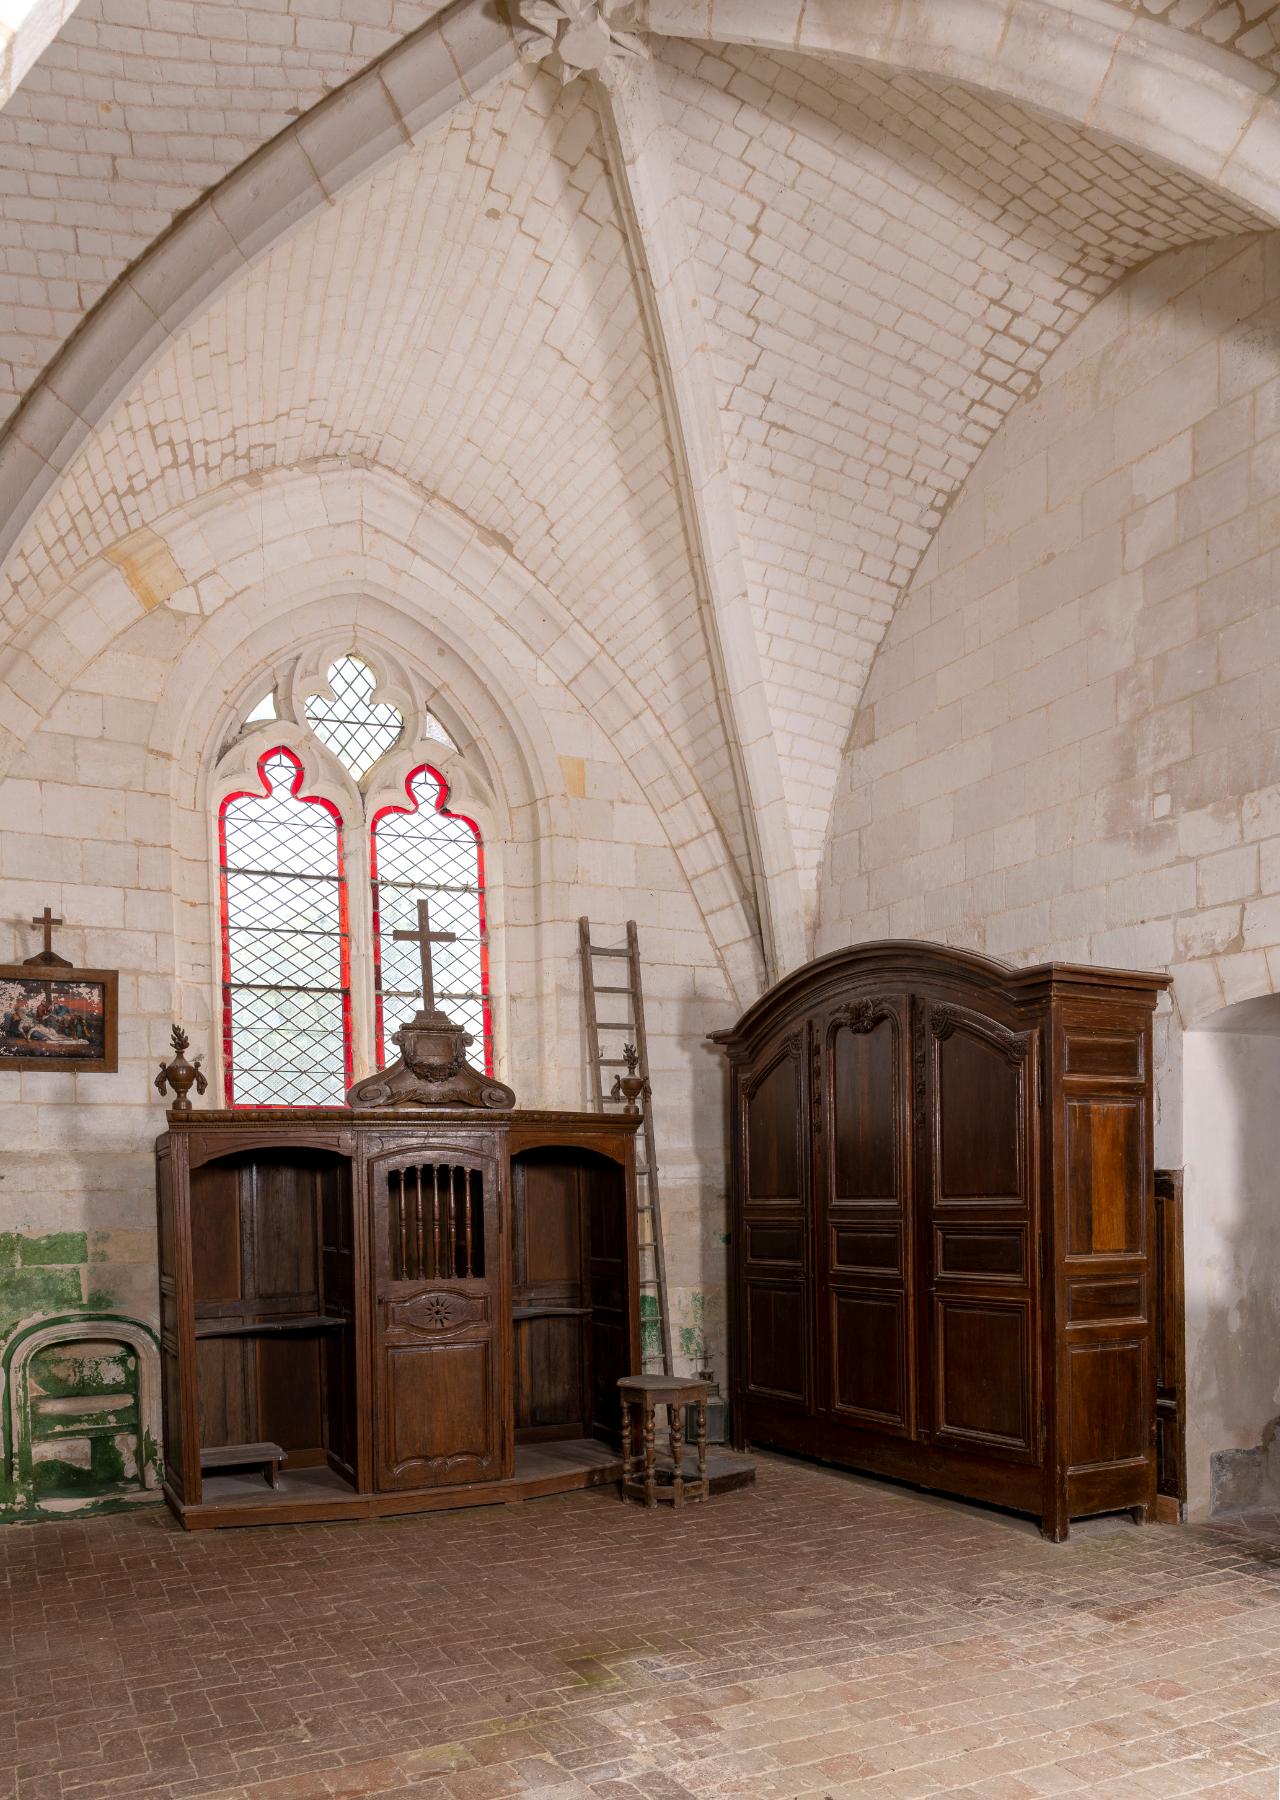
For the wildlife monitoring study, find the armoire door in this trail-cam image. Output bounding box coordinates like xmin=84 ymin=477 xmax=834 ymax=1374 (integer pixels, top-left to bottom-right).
xmin=817 ymin=997 xmax=915 ymax=1439
xmin=369 ymin=1146 xmax=509 ymax=1490
xmin=737 ymin=1027 xmax=811 ymax=1432
xmin=919 ymin=1000 xmax=1040 ymax=1468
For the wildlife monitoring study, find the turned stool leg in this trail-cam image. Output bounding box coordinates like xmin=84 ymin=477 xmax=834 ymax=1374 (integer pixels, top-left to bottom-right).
xmin=620 ymin=1397 xmax=632 ymax=1501
xmin=696 ymin=1398 xmax=707 ymax=1500
xmin=643 ymin=1394 xmax=657 ymax=1508
xmin=669 ymin=1400 xmax=684 ymax=1507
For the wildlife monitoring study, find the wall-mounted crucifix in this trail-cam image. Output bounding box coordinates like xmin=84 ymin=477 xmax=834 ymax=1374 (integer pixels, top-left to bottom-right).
xmin=23 ymin=907 xmax=73 ymax=996
xmin=393 ymin=896 xmax=456 ymax=1016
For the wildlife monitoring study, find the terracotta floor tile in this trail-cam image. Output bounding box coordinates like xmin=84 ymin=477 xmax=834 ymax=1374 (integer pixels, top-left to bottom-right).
xmin=3 ymin=1461 xmax=1280 ymax=1799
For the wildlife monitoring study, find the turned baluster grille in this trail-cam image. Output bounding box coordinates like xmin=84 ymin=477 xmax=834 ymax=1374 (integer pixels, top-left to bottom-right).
xmin=387 ymin=1165 xmax=485 ymax=1280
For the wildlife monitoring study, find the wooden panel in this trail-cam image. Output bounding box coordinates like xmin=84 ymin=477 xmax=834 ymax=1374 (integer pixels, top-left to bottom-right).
xmin=523 ymin=1164 xmax=580 ymax=1288
xmin=933 ymin=1300 xmax=1031 ymax=1451
xmin=831 ymin=1226 xmax=900 ymax=1273
xmin=257 ymin=1334 xmax=324 ymax=1455
xmin=830 ymin=1290 xmax=905 ymax=1427
xmin=937 ymin=1027 xmax=1022 ymax=1200
xmin=936 ymin=1228 xmax=1025 ymax=1281
xmin=386 ymin=1342 xmax=491 ymax=1472
xmin=1155 ymin=1169 xmax=1186 ymax=1505
xmin=1067 ymin=1098 xmax=1143 ymax=1256
xmin=746 ymin=1280 xmax=807 ymax=1401
xmin=253 ymin=1159 xmax=319 ymax=1299
xmin=832 ymin=1019 xmax=897 ymax=1200
xmin=161 ymin=1344 xmax=186 ymax=1493
xmin=590 ymin=1315 xmax=627 ymax=1438
xmin=585 ymin=1155 xmax=628 ymax=1438
xmin=190 ymin=1163 xmax=241 ymax=1305
xmin=195 ymin=1337 xmax=253 ymax=1448
xmin=747 ymin=1221 xmax=804 ymax=1265
xmin=747 ymin=1053 xmax=801 ymax=1203
xmin=515 ymin=1316 xmax=585 ymax=1431
xmin=319 ymin=1160 xmax=357 ymax=1473
xmin=1064 ymin=1031 xmax=1143 ymax=1080
xmin=1068 ymin=1340 xmax=1148 ymax=1468
xmin=1068 ymin=1278 xmax=1143 ymax=1323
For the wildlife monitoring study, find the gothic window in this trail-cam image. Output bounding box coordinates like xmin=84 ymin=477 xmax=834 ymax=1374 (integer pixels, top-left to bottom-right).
xmin=371 ymin=766 xmax=493 ymax=1075
xmin=218 ymin=747 xmax=352 ymax=1106
xmin=215 ymin=652 xmax=492 ymax=1106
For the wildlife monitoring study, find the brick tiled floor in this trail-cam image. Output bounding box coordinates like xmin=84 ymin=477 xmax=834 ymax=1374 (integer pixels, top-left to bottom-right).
xmin=4 ymin=1457 xmax=1280 ymax=1800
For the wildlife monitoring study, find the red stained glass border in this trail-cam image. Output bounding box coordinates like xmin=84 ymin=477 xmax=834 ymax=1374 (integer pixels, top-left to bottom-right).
xmin=217 ymin=744 xmax=354 ymax=1107
xmin=370 ymin=762 xmax=494 ymax=1077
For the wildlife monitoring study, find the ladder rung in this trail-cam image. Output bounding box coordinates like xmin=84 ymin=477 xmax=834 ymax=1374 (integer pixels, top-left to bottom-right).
xmin=587 ymin=946 xmax=630 ymax=959
xmin=593 ymin=985 xmax=634 ymax=995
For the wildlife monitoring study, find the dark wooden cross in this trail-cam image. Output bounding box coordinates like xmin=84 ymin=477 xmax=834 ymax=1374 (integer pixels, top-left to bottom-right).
xmin=393 ymin=897 xmax=456 ymax=1013
xmin=24 ymin=905 xmax=71 ymax=972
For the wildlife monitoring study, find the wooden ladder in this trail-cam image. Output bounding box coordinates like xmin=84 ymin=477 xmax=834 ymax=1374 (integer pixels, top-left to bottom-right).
xmin=578 ymin=917 xmax=673 ymax=1375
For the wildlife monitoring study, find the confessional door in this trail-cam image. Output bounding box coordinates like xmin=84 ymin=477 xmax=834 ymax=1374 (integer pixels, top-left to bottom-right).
xmin=369 ymin=1141 xmax=511 ymax=1490
xmin=917 ymin=1000 xmax=1040 ymax=1469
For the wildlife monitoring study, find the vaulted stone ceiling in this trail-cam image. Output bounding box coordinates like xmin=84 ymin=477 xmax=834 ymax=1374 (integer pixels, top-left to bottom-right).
xmin=0 ymin=0 xmax=453 ymax=415
xmin=657 ymin=36 xmax=1261 ymax=879
xmin=0 ymin=0 xmax=1276 ymax=966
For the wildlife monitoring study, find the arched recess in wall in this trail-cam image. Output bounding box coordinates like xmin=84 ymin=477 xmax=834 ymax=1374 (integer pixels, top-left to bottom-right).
xmin=1 ymin=0 xmax=1278 ymax=575
xmin=1182 ymin=994 xmax=1280 ymax=1522
xmin=145 ymin=585 xmax=560 ymax=1106
xmin=6 ymin=464 xmax=766 ymax=1009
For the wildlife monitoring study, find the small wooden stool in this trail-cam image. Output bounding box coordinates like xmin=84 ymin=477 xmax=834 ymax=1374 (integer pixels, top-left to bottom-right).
xmin=618 ymin=1374 xmax=710 ymax=1507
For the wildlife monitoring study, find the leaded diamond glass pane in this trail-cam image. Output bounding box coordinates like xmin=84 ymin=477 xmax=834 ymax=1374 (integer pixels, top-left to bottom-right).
xmin=304 ymin=657 xmax=404 ymax=781
xmin=220 ymin=748 xmax=350 ymax=1106
xmin=372 ymin=766 xmax=492 ymax=1074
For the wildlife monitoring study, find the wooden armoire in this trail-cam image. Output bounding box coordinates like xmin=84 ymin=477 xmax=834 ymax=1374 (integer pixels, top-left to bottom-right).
xmin=712 ymin=941 xmax=1169 ymax=1540
xmin=155 ymin=997 xmax=640 ymax=1529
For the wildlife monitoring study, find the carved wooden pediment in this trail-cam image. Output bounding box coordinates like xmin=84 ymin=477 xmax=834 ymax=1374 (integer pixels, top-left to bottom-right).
xmin=346 ymin=1008 xmax=515 ymax=1111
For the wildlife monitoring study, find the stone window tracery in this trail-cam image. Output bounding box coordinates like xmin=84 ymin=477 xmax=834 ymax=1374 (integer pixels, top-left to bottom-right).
xmin=213 ymin=651 xmax=493 ymax=1106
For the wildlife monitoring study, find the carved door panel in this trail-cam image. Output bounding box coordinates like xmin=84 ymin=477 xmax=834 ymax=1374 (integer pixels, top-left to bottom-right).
xmin=816 ymin=997 xmax=915 ymax=1438
xmin=739 ymin=1028 xmax=812 ymax=1415
xmin=370 ymin=1145 xmax=509 ymax=1490
xmin=919 ymin=1000 xmax=1040 ymax=1466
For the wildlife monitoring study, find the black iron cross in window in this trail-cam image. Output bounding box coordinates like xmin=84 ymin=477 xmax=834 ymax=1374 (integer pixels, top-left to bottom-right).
xmin=393 ymin=897 xmax=456 ymax=1013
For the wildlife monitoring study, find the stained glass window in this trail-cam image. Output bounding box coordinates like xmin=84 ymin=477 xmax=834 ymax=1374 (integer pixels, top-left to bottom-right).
xmin=304 ymin=657 xmax=403 ymax=781
xmin=218 ymin=747 xmax=352 ymax=1106
xmin=371 ymin=765 xmax=492 ymax=1075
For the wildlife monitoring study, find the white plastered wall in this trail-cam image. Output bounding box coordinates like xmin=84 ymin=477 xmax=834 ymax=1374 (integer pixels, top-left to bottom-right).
xmin=1183 ymin=1020 xmax=1280 ymax=1518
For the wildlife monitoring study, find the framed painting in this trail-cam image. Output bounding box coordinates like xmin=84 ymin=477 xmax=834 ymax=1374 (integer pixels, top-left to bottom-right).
xmin=0 ymin=965 xmax=119 ymax=1074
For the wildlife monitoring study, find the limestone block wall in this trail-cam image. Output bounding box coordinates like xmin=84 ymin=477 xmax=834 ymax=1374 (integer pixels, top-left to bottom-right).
xmin=818 ymin=230 xmax=1280 ymax=1509
xmin=0 ymin=475 xmax=741 ymax=1516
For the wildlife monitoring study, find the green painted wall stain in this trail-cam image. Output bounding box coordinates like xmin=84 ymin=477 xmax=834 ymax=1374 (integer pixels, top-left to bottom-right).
xmin=678 ymin=1290 xmax=709 ymax=1364
xmin=0 ymin=1235 xmax=164 ymax=1524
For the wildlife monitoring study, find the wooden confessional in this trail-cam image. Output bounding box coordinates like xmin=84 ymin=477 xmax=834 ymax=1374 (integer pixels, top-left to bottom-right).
xmin=712 ymin=941 xmax=1169 ymax=1541
xmin=155 ymin=979 xmax=639 ymax=1529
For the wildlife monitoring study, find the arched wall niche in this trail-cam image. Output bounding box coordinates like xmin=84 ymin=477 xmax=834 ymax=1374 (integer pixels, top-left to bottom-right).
xmin=1183 ymin=993 xmax=1280 ymax=1521
xmin=166 ymin=587 xmax=551 ymax=1102
xmin=2 ymin=1314 xmax=162 ymax=1516
xmin=4 ymin=462 xmax=764 ymax=1010
xmin=0 ymin=466 xmax=748 ymax=1404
